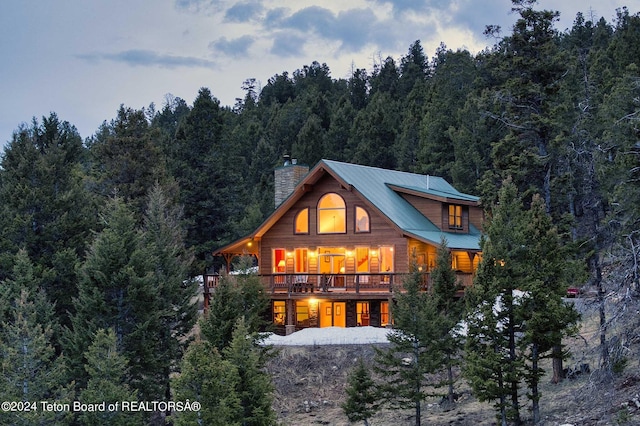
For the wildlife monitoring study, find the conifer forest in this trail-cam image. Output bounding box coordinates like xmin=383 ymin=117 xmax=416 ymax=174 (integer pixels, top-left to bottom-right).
xmin=1 ymin=1 xmax=639 ymax=425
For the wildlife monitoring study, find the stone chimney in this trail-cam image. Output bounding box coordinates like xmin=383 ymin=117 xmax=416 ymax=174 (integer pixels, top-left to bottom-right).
xmin=274 ymin=155 xmax=309 ymax=207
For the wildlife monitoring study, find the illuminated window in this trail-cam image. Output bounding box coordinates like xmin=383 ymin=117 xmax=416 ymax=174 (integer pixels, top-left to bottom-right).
xmin=295 ymin=208 xmax=309 ymax=234
xmin=273 ymin=301 xmax=285 ymax=325
xmin=356 ymin=247 xmax=369 ymax=273
xmin=295 ymin=248 xmax=308 ymax=273
xmin=317 ymin=193 xmax=346 ymax=234
xmin=379 ymin=246 xmax=394 ymax=272
xmin=381 ymin=301 xmax=390 ymax=327
xmin=448 ymin=205 xmax=463 ymax=229
xmin=355 ymin=206 xmax=370 ymax=233
xmin=356 ymin=302 xmax=370 ymax=326
xmin=273 ymin=249 xmax=286 ymax=273
xmin=296 ymin=301 xmax=309 ymax=326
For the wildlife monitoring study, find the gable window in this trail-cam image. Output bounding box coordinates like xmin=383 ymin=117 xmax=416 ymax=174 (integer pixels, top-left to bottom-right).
xmin=448 ymin=205 xmax=463 ymax=229
xmin=318 ymin=193 xmax=346 ymax=234
xmin=295 ymin=208 xmax=309 ymax=234
xmin=355 ymin=206 xmax=370 ymax=233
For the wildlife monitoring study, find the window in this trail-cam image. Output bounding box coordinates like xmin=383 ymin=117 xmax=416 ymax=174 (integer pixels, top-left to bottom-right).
xmin=273 ymin=301 xmax=285 ymax=325
xmin=448 ymin=204 xmax=463 ymax=229
xmin=355 ymin=206 xmax=370 ymax=232
xmin=296 ymin=301 xmax=309 ymax=326
xmin=356 ymin=302 xmax=370 ymax=326
xmin=273 ymin=249 xmax=286 ymax=273
xmin=318 ymin=193 xmax=346 ymax=233
xmin=295 ymin=208 xmax=309 ymax=234
xmin=379 ymin=246 xmax=394 ymax=272
xmin=381 ymin=301 xmax=390 ymax=327
xmin=295 ymin=248 xmax=308 ymax=273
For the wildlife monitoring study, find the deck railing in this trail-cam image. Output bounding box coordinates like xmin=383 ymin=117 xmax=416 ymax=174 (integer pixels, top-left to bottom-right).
xmin=203 ymin=272 xmax=474 ymax=297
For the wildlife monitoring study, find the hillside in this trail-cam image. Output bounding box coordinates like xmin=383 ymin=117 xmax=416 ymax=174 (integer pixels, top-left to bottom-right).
xmin=265 ymin=300 xmax=640 ymax=426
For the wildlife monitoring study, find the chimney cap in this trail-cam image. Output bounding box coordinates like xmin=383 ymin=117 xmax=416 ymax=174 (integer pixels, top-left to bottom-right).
xmin=283 ymin=153 xmax=291 ymax=166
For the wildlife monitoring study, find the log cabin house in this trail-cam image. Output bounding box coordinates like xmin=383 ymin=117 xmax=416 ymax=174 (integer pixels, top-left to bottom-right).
xmin=211 ymin=159 xmax=483 ymax=335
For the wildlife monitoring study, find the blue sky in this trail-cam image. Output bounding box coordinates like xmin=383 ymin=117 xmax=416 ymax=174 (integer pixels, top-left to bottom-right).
xmin=0 ymin=0 xmax=635 ymax=148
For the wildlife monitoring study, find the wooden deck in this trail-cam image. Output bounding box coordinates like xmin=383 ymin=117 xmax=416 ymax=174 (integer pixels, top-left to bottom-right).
xmin=204 ymin=272 xmax=474 ymax=300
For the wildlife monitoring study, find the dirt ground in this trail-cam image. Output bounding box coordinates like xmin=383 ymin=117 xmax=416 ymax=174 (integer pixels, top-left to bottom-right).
xmin=265 ymin=298 xmax=640 ymax=426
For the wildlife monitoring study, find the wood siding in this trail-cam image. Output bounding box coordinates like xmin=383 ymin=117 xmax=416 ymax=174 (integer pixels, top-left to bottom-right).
xmin=260 ymin=174 xmax=409 ymax=275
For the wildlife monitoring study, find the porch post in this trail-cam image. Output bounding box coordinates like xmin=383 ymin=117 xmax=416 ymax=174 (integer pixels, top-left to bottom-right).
xmin=285 ymin=299 xmax=296 ymax=335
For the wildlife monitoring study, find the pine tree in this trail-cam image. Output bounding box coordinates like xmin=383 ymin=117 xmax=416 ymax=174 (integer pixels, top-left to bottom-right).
xmin=374 ymin=262 xmax=441 ymax=426
xmin=222 ymin=317 xmax=277 ymax=426
xmin=430 ymin=238 xmax=465 ymax=404
xmin=200 ymin=262 xmax=271 ymax=352
xmin=519 ymin=194 xmax=581 ymax=422
xmin=66 ymin=197 xmax=158 ymax=400
xmin=464 ymin=179 xmax=529 ymax=426
xmin=342 ymin=360 xmax=379 ymax=426
xmin=0 ymin=289 xmax=72 ymax=426
xmin=77 ymin=329 xmax=142 ymax=426
xmin=140 ymin=184 xmax=198 ymax=402
xmin=172 ymin=340 xmax=242 ymax=426
xmin=464 ymin=179 xmax=581 ymax=425
xmin=0 ymin=114 xmax=94 ymax=330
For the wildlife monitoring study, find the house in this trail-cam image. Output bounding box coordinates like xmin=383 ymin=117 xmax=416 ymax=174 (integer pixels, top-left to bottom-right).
xmin=211 ymin=158 xmax=483 ymax=335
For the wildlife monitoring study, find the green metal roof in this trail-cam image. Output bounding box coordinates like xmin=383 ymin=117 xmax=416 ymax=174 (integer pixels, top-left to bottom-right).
xmin=321 ymin=160 xmax=482 ymax=250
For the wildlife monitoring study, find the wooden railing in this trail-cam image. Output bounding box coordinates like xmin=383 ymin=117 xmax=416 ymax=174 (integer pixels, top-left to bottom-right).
xmin=203 ymin=271 xmax=474 ymax=297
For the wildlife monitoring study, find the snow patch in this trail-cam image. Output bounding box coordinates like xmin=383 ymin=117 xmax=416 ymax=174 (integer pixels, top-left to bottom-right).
xmin=261 ymin=326 xmax=391 ymax=346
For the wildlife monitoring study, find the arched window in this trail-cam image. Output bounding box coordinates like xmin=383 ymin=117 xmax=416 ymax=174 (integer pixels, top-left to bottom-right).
xmin=317 ymin=193 xmax=346 ymax=234
xmin=355 ymin=206 xmax=370 ymax=233
xmin=295 ymin=208 xmax=309 ymax=234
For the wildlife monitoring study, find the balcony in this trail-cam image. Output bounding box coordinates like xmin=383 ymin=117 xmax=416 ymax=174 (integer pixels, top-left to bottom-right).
xmin=203 ymin=272 xmax=474 ymax=302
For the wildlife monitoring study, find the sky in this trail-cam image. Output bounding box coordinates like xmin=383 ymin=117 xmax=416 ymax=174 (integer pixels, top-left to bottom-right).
xmin=1 ymin=0 xmax=636 ymax=149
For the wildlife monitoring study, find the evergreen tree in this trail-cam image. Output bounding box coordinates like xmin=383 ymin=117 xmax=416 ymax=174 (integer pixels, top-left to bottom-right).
xmin=464 ymin=179 xmax=529 ymax=426
xmin=222 ymin=317 xmax=277 ymax=426
xmin=0 ymin=114 xmax=94 ymax=330
xmin=66 ymin=197 xmax=158 ymax=400
xmin=140 ymin=184 xmax=198 ymax=402
xmin=465 ymin=178 xmax=581 ymax=425
xmin=519 ymin=194 xmax=581 ymax=422
xmin=350 ymin=91 xmax=400 ymax=169
xmin=88 ymin=105 xmax=169 ymax=218
xmin=200 ymin=262 xmax=271 ymax=352
xmin=172 ymin=340 xmax=242 ymax=426
xmin=173 ymin=88 xmax=246 ymax=271
xmin=430 ymin=238 xmax=465 ymax=404
xmin=342 ymin=360 xmax=379 ymax=426
xmin=374 ymin=262 xmax=441 ymax=426
xmin=0 ymin=289 xmax=72 ymax=426
xmin=77 ymin=329 xmax=142 ymax=426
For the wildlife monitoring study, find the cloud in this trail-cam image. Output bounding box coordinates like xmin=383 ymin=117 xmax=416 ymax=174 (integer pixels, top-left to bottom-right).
xmin=77 ymin=50 xmax=217 ymax=69
xmin=270 ymin=33 xmax=307 ymax=57
xmin=273 ymin=6 xmax=383 ymax=53
xmin=224 ymin=0 xmax=263 ymax=22
xmin=368 ymin=0 xmax=430 ymax=15
xmin=209 ymin=35 xmax=255 ymax=57
xmin=174 ymin=0 xmax=225 ymax=14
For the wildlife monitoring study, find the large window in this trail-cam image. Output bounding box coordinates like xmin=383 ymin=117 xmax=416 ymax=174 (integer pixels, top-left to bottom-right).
xmin=448 ymin=204 xmax=463 ymax=229
xmin=295 ymin=208 xmax=309 ymax=234
xmin=318 ymin=193 xmax=346 ymax=233
xmin=355 ymin=206 xmax=370 ymax=233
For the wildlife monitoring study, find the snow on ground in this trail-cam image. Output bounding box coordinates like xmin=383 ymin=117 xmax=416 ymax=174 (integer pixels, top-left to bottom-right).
xmin=261 ymin=326 xmax=392 ymax=346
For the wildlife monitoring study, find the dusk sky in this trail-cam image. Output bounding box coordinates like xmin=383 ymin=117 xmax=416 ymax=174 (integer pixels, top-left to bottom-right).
xmin=1 ymin=0 xmax=635 ymax=148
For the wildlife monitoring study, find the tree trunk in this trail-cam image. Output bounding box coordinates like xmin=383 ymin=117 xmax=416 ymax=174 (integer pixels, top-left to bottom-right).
xmin=447 ymin=361 xmax=455 ymax=404
xmin=531 ymin=343 xmax=540 ymax=424
xmin=551 ymin=344 xmax=564 ymax=383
